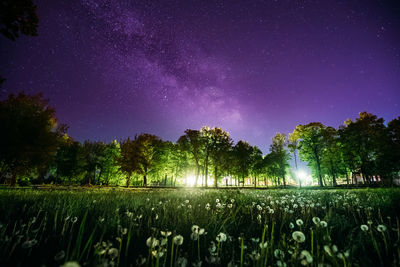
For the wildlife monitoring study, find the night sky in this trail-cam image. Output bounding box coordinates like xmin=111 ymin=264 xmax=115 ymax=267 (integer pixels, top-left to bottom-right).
xmin=1 ymin=0 xmax=400 ymax=153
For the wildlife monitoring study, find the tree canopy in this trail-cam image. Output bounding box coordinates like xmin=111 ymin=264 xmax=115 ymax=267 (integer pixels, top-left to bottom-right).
xmin=0 ymin=93 xmax=398 ymax=187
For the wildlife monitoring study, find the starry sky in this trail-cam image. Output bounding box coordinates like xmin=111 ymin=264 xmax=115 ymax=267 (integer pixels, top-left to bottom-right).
xmin=1 ymin=0 xmax=400 ymax=153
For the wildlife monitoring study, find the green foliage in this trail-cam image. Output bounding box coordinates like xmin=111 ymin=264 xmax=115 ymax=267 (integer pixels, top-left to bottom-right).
xmin=292 ymin=123 xmax=327 ymax=186
xmin=269 ymin=133 xmax=291 ymax=186
xmin=0 ymin=92 xmax=65 ymax=185
xmin=339 ymin=112 xmax=387 ymax=183
xmin=232 ymin=140 xmax=254 ymax=184
xmin=201 ymin=127 xmax=233 ymax=187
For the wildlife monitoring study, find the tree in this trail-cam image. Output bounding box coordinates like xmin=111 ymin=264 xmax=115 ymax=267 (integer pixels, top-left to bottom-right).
xmin=133 ymin=133 xmax=163 ymax=186
xmin=249 ymin=146 xmax=263 ymax=187
xmin=201 ymin=127 xmax=232 ymax=187
xmin=177 ymin=129 xmax=203 ymax=186
xmin=53 ymin=136 xmax=84 ymax=184
xmin=168 ymin=142 xmax=190 ymax=186
xmin=264 ymin=153 xmax=280 ymax=186
xmin=288 ymin=133 xmax=299 ymax=169
xmin=99 ymin=141 xmax=121 ymax=186
xmin=81 ymin=141 xmax=108 ymax=185
xmin=270 ymin=133 xmax=291 ymax=186
xmin=321 ymin=127 xmax=345 ymax=186
xmin=118 ymin=138 xmax=137 ymax=187
xmin=292 ymin=123 xmax=326 ymax=186
xmin=0 ymin=0 xmax=39 ymax=86
xmin=339 ymin=112 xmax=386 ymax=184
xmin=385 ymin=117 xmax=400 ymax=185
xmin=0 ymin=0 xmax=39 ymax=41
xmin=232 ymin=140 xmax=253 ymax=186
xmin=0 ymin=92 xmax=65 ymax=185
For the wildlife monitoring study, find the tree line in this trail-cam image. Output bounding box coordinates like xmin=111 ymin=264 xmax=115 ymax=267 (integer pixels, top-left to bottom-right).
xmin=0 ymin=92 xmax=399 ymax=187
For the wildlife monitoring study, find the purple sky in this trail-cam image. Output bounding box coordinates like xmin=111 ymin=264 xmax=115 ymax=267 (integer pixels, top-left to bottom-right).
xmin=1 ymin=0 xmax=399 ymax=153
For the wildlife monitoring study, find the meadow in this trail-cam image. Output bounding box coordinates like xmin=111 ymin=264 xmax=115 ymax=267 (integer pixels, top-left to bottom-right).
xmin=0 ymin=187 xmax=399 ymax=267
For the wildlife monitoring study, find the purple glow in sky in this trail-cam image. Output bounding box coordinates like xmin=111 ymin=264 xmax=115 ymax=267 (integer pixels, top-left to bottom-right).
xmin=1 ymin=0 xmax=399 ymax=152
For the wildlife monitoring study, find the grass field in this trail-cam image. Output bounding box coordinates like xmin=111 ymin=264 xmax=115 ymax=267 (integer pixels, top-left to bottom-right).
xmin=0 ymin=188 xmax=399 ymax=266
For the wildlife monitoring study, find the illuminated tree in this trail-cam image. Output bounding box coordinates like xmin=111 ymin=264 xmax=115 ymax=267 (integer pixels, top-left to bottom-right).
xmin=201 ymin=127 xmax=232 ymax=187
xmin=177 ymin=129 xmax=203 ymax=186
xmin=320 ymin=127 xmax=345 ymax=186
xmin=292 ymin=123 xmax=326 ymax=186
xmin=168 ymin=142 xmax=190 ymax=186
xmin=99 ymin=141 xmax=121 ymax=186
xmin=288 ymin=133 xmax=299 ymax=170
xmin=118 ymin=137 xmax=137 ymax=187
xmin=53 ymin=136 xmax=84 ymax=184
xmin=132 ymin=133 xmax=163 ymax=187
xmin=249 ymin=146 xmax=263 ymax=187
xmin=270 ymin=133 xmax=291 ymax=186
xmin=263 ymin=152 xmax=280 ymax=186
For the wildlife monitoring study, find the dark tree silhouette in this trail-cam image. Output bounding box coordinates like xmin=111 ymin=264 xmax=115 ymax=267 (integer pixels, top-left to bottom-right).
xmin=0 ymin=92 xmax=65 ymax=185
xmin=0 ymin=0 xmax=39 ymax=41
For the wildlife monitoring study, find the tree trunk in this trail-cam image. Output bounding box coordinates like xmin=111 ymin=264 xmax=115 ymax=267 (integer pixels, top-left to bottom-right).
xmin=315 ymin=155 xmax=323 ymax=187
xmin=254 ymin=175 xmax=257 ymax=188
xmin=214 ymin=166 xmax=218 ymax=188
xmin=164 ymin=174 xmax=167 ymax=186
xmin=126 ymin=173 xmax=131 ymax=187
xmin=10 ymin=172 xmax=17 ymax=187
xmin=98 ymin=168 xmax=103 ymax=185
xmin=143 ymin=174 xmax=147 ymax=187
xmin=87 ymin=173 xmax=92 ymax=185
xmin=205 ymin=157 xmax=208 ymax=187
xmin=195 ymin=165 xmax=200 ymax=187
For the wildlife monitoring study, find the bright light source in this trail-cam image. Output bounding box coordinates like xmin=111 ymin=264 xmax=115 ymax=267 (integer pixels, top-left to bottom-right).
xmin=296 ymin=169 xmax=312 ymax=186
xmin=185 ymin=174 xmax=197 ymax=187
xmin=297 ymin=170 xmax=307 ymax=181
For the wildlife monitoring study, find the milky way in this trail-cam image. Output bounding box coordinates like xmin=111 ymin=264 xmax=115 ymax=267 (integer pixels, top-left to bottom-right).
xmin=1 ymin=0 xmax=399 ymax=152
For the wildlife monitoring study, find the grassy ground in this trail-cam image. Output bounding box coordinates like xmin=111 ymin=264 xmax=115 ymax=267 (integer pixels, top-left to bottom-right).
xmin=0 ymin=187 xmax=399 ymax=266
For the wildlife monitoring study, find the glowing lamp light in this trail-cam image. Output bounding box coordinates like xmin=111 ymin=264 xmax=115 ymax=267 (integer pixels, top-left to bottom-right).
xmin=297 ymin=170 xmax=307 ymax=181
xmin=185 ymin=174 xmax=197 ymax=187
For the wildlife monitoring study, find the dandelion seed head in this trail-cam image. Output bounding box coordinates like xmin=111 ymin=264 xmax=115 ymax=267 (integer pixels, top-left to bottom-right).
xmin=300 ymin=250 xmax=313 ymax=265
xmin=320 ymin=221 xmax=328 ymax=227
xmin=312 ymin=217 xmax=320 ymax=225
xmin=292 ymin=231 xmax=306 ymax=243
xmin=173 ymin=235 xmax=184 ymax=245
xmin=377 ymin=224 xmax=387 ymax=232
xmin=146 ymin=237 xmax=159 ymax=248
xmin=216 ymin=232 xmax=227 ymax=242
xmin=108 ymin=248 xmax=118 ymax=260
